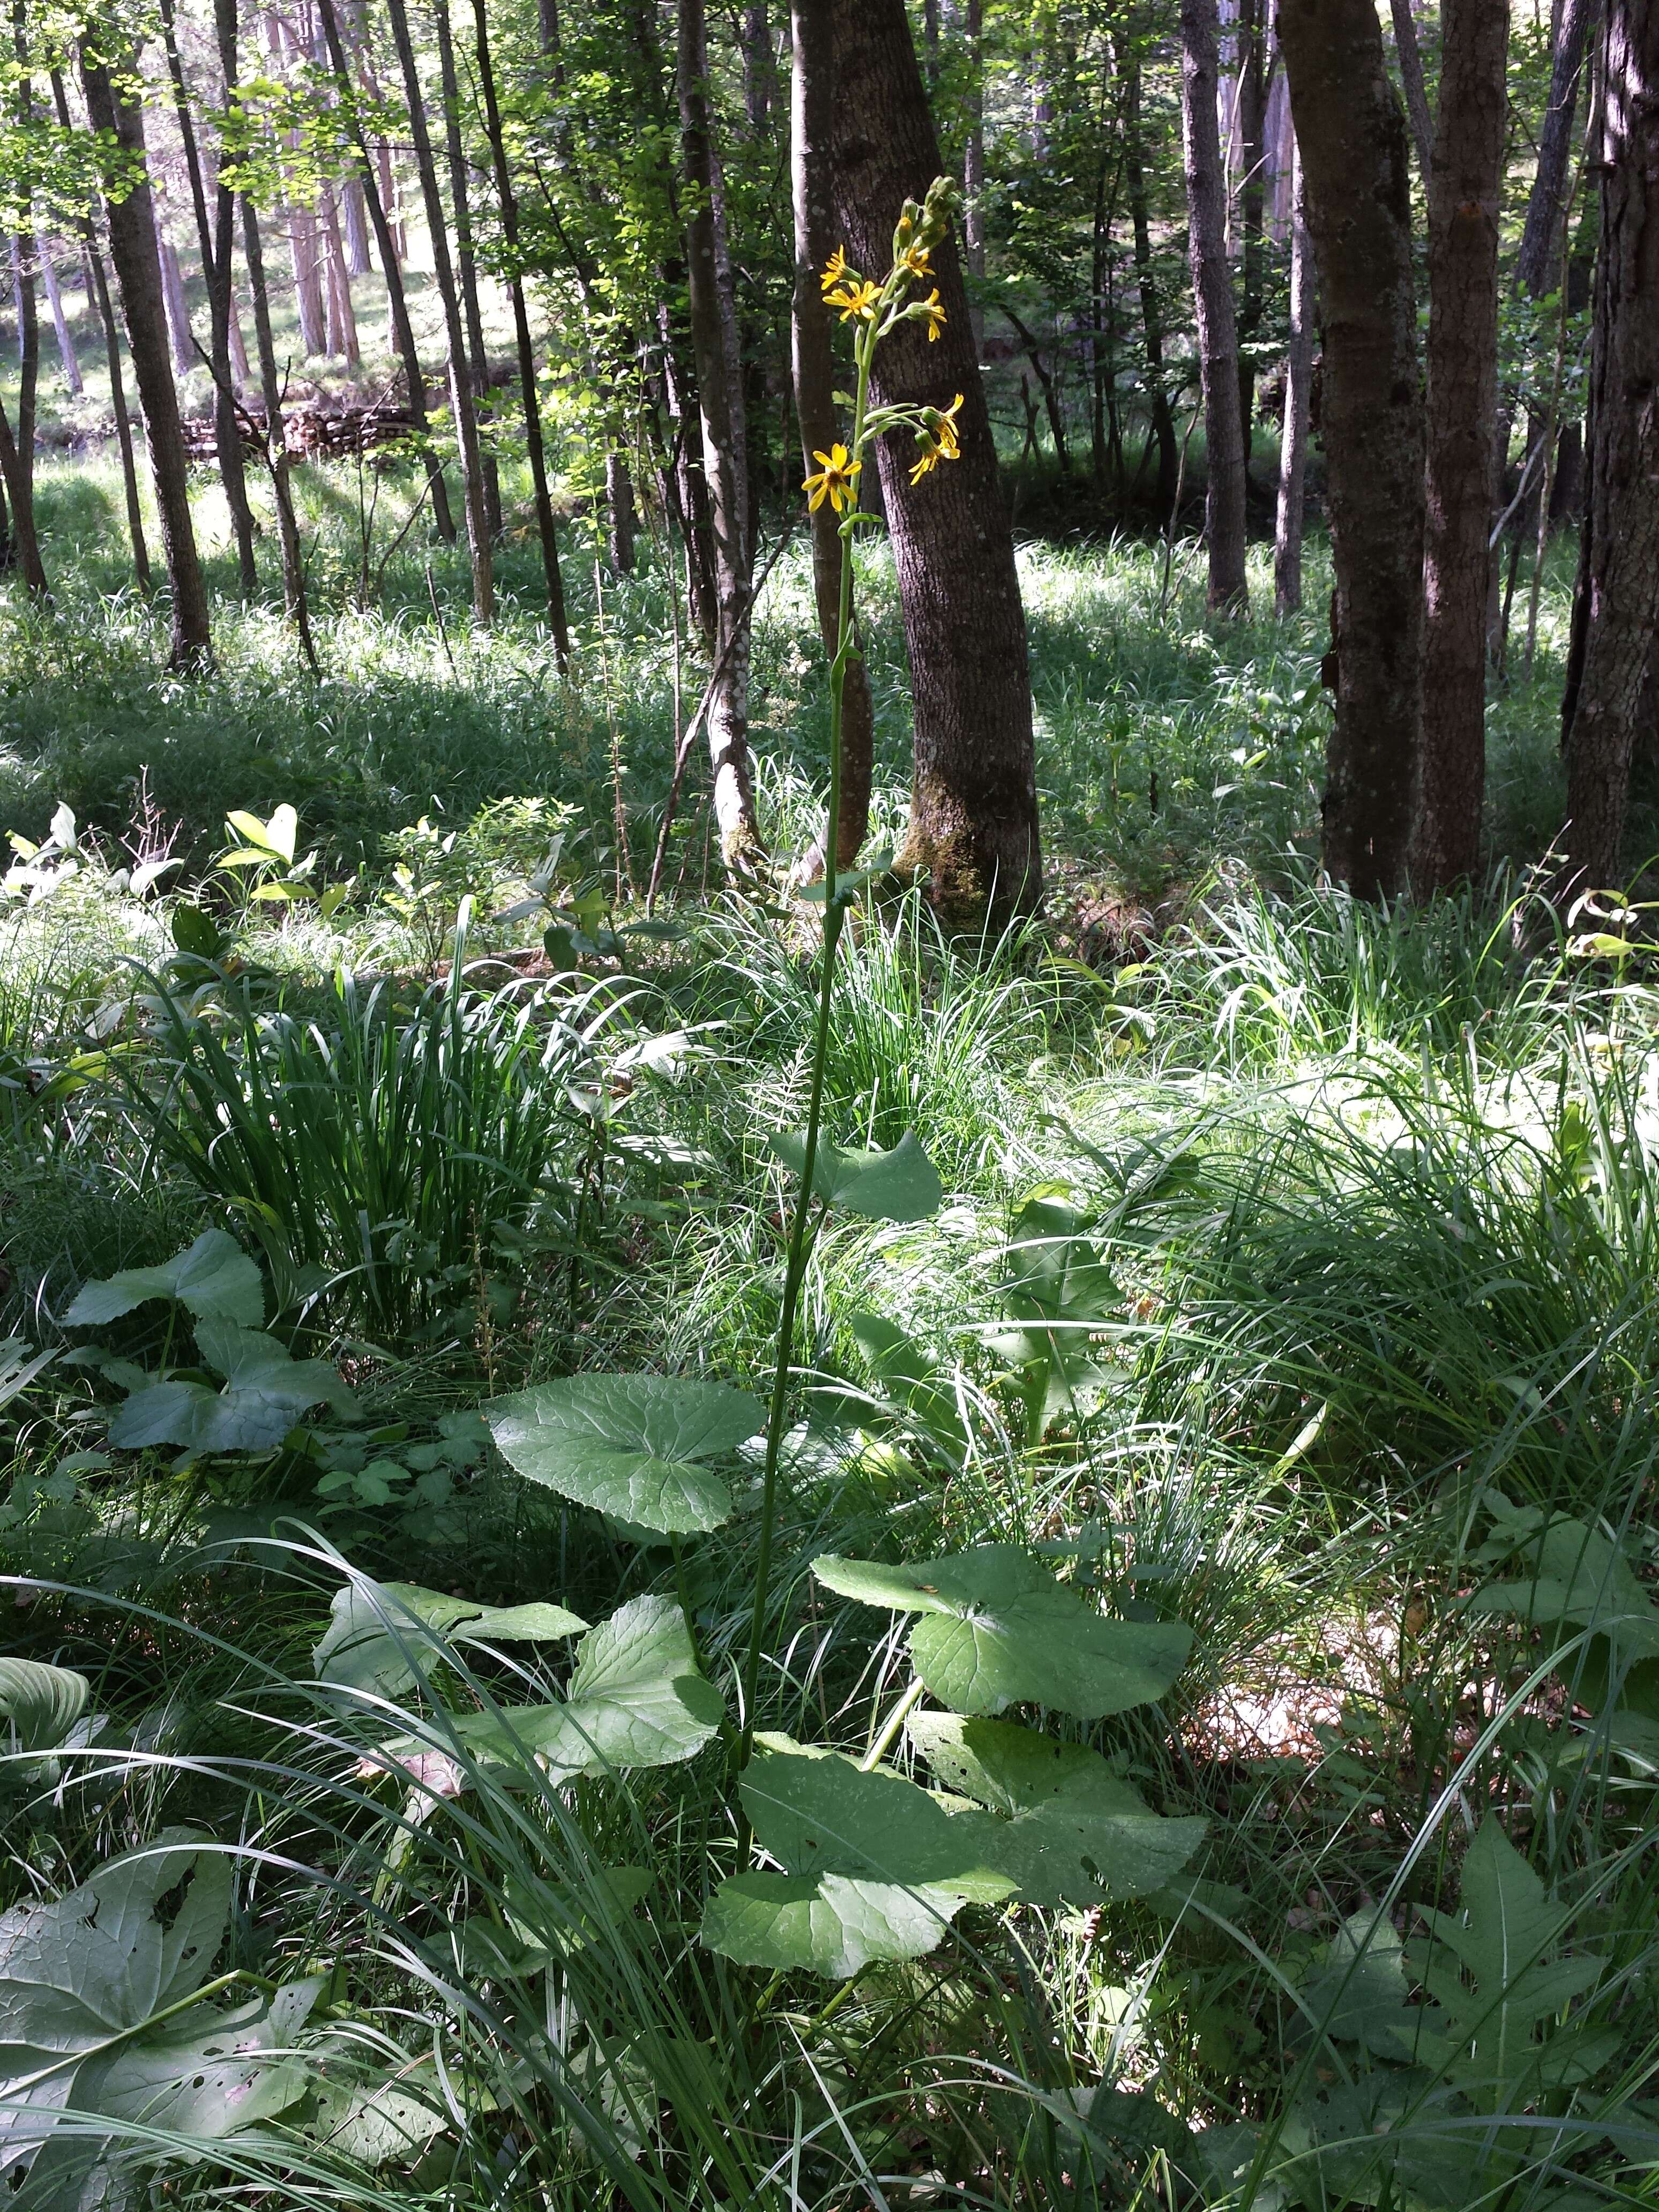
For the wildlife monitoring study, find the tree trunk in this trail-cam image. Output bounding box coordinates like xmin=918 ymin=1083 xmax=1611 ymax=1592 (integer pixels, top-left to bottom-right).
xmin=241 ymin=196 xmax=317 ymax=675
xmin=1561 ymin=1 xmax=1659 ymax=890
xmin=791 ymin=0 xmax=873 ymax=872
xmin=288 ymin=202 xmax=326 ymax=357
xmin=678 ymin=0 xmax=762 ymax=865
xmin=0 ymin=395 xmax=45 ymax=596
xmin=385 ymin=0 xmax=493 ymax=622
xmin=315 ymin=0 xmax=455 ymax=542
xmin=228 ymin=286 xmax=250 ymax=384
xmin=830 ymin=0 xmax=1042 ymax=921
xmin=743 ymin=2 xmax=775 ymax=129
xmin=962 ymin=0 xmax=985 ymax=351
xmin=606 ymin=450 xmax=637 ymax=573
xmin=1274 ymin=143 xmax=1312 ymax=618
xmin=81 ymin=34 xmax=211 ymax=669
xmin=1125 ymin=60 xmax=1178 ymax=518
xmin=1235 ymin=0 xmax=1267 ymax=462
xmin=434 ymin=0 xmax=502 ymax=540
xmin=1413 ymin=0 xmax=1509 ymax=891
xmin=1279 ymin=0 xmax=1425 ymax=896
xmin=160 ymin=0 xmax=257 ymax=595
xmin=1180 ymin=0 xmax=1249 ymax=612
xmin=38 ymin=241 xmax=81 ymax=394
xmin=1517 ymin=0 xmax=1596 ymax=296
xmin=156 ymin=221 xmax=193 ymax=374
xmin=1388 ymin=0 xmax=1436 ymax=177
xmin=473 ymin=0 xmax=571 ymax=662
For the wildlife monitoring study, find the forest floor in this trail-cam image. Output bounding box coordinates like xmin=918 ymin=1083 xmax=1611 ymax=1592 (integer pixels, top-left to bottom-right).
xmin=0 ymin=455 xmax=1653 ymax=2209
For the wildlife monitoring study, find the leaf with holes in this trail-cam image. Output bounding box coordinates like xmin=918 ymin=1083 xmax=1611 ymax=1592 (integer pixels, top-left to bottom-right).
xmin=484 ymin=1373 xmax=764 ymax=1536
xmin=769 ymin=1130 xmax=943 ymax=1221
xmin=313 ymin=1580 xmax=588 ymax=1697
xmin=812 ymin=1546 xmax=1191 ymax=1718
xmin=65 ymin=1231 xmax=265 ymax=1331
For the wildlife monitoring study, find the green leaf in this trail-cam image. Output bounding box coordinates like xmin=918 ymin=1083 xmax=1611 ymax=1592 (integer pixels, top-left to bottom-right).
xmin=484 ymin=1373 xmax=764 ymax=1537
xmin=769 ymin=1130 xmax=944 ymax=1221
xmin=447 ymin=1595 xmax=724 ymax=1780
xmin=849 ymin=1312 xmax=968 ymax=1464
xmin=1471 ymin=1515 xmax=1659 ymax=1659
xmin=740 ymin=1744 xmax=1014 ymax=1899
xmin=0 ymin=1659 xmax=90 ymax=1754
xmin=309 ymin=2070 xmax=448 ymax=2169
xmin=812 ymin=1546 xmax=1191 ymax=1718
xmin=700 ymin=1871 xmax=963 ymax=1978
xmin=905 ymin=1713 xmax=1205 ymax=1906
xmin=313 ymin=1579 xmax=587 ymax=1697
xmin=109 ymin=1326 xmax=355 ymax=1456
xmin=170 ymin=903 xmax=225 ymax=961
xmin=65 ymin=1231 xmax=264 ymax=1330
xmin=227 ymin=804 xmax=298 ymax=864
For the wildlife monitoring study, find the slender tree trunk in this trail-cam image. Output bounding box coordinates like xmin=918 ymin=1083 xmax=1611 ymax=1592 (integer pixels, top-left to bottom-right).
xmin=830 ymin=0 xmax=1042 ymax=921
xmin=473 ymin=0 xmax=570 ymax=662
xmin=81 ymin=32 xmax=211 ymax=669
xmin=227 ymin=287 xmax=250 ymax=383
xmin=241 ymin=196 xmax=317 ymax=674
xmin=159 ymin=0 xmax=257 ymax=594
xmin=743 ymin=2 xmax=774 ymax=128
xmin=1389 ymin=0 xmax=1436 ymax=176
xmin=1279 ymin=0 xmax=1425 ymax=895
xmin=1561 ymin=2 xmax=1659 ymax=889
xmin=1518 ymin=0 xmax=1596 ymax=295
xmin=319 ymin=184 xmax=360 ymax=365
xmin=341 ymin=175 xmax=371 ymax=274
xmin=606 ymin=450 xmax=636 ymax=573
xmin=1235 ymin=0 xmax=1266 ymax=462
xmin=678 ymin=0 xmax=762 ymax=864
xmin=1274 ymin=144 xmax=1312 ymax=617
xmin=0 ymin=397 xmax=45 ymax=596
xmin=158 ymin=222 xmax=195 ymax=375
xmin=0 ymin=202 xmax=45 ymax=598
xmin=1414 ymin=0 xmax=1509 ymax=890
xmin=434 ymin=0 xmax=501 ymax=540
xmin=385 ymin=0 xmax=492 ymax=622
xmin=1125 ymin=61 xmax=1178 ymax=518
xmin=38 ymin=241 xmax=80 ymax=393
xmin=791 ymin=0 xmax=873 ymax=871
xmin=315 ymin=0 xmax=455 ymax=542
xmin=962 ymin=0 xmax=985 ymax=350
xmin=1180 ymin=0 xmax=1249 ymax=612
xmin=288 ymin=202 xmax=326 ymax=356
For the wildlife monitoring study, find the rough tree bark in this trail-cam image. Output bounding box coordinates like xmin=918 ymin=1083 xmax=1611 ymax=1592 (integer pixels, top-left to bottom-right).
xmin=830 ymin=0 xmax=1042 ymax=921
xmin=1279 ymin=0 xmax=1425 ymax=895
xmin=1388 ymin=0 xmax=1436 ymax=177
xmin=1561 ymin=2 xmax=1659 ymax=888
xmin=1274 ymin=143 xmax=1312 ymax=617
xmin=81 ymin=27 xmax=212 ymax=668
xmin=791 ymin=0 xmax=873 ymax=871
xmin=1413 ymin=0 xmax=1509 ymax=891
xmin=1125 ymin=59 xmax=1178 ymax=517
xmin=385 ymin=0 xmax=493 ymax=622
xmin=1179 ymin=0 xmax=1249 ymax=612
xmin=473 ymin=0 xmax=571 ymax=661
xmin=678 ymin=0 xmax=763 ymax=864
xmin=1517 ymin=0 xmax=1596 ymax=296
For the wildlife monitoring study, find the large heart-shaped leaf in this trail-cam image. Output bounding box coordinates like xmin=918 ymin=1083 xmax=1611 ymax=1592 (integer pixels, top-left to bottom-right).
xmin=484 ymin=1373 xmax=764 ymax=1536
xmin=448 ymin=1595 xmax=725 ymax=1779
xmin=700 ymin=1872 xmax=963 ymax=1979
xmin=110 ymin=1324 xmax=354 ymax=1456
xmin=65 ymin=1231 xmax=265 ymax=1331
xmin=770 ymin=1130 xmax=944 ymax=1222
xmin=0 ymin=1660 xmax=89 ymax=1754
xmin=313 ymin=1580 xmax=588 ymax=1697
xmin=906 ymin=1713 xmax=1205 ymax=1906
xmin=812 ymin=1546 xmax=1191 ymax=1718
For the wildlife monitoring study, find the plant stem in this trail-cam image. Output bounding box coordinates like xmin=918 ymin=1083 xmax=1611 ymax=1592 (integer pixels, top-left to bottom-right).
xmin=734 ymin=334 xmax=874 ymax=1822
xmin=860 ymin=1673 xmax=926 ymax=1770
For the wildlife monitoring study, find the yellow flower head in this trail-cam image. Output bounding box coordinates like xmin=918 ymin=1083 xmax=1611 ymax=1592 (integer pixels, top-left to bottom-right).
xmin=804 ymin=443 xmax=862 ymax=514
xmin=909 ymin=393 xmax=966 ymax=484
xmin=820 ymin=245 xmax=852 ymax=295
xmin=898 ymin=242 xmax=932 ymax=281
xmin=921 ymin=287 xmax=946 ymax=341
xmin=826 ymin=277 xmax=882 ymax=323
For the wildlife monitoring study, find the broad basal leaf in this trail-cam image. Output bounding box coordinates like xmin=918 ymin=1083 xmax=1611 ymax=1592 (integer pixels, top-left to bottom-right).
xmin=313 ymin=1580 xmax=588 ymax=1697
xmin=65 ymin=1231 xmax=265 ymax=1331
xmin=906 ymin=1713 xmax=1205 ymax=1906
xmin=485 ymin=1373 xmax=763 ymax=1536
xmin=0 ymin=1659 xmax=90 ymax=1754
xmin=447 ymin=1595 xmax=724 ymax=1780
xmin=770 ymin=1130 xmax=944 ymax=1222
xmin=110 ymin=1323 xmax=355 ymax=1456
xmin=700 ymin=1871 xmax=964 ymax=1979
xmin=812 ymin=1545 xmax=1191 ymax=1718
xmin=1470 ymin=1515 xmax=1659 ymax=1660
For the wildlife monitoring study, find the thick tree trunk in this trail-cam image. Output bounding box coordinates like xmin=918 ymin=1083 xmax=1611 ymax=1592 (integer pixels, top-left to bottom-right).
xmin=1414 ymin=0 xmax=1509 ymax=890
xmin=1179 ymin=0 xmax=1249 ymax=612
xmin=316 ymin=0 xmax=455 ymax=543
xmin=1561 ymin=2 xmax=1659 ymax=890
xmin=1274 ymin=144 xmax=1312 ymax=618
xmin=791 ymin=0 xmax=873 ymax=872
xmin=435 ymin=0 xmax=502 ymax=540
xmin=1125 ymin=61 xmax=1178 ymax=518
xmin=160 ymin=0 xmax=257 ymax=595
xmin=473 ymin=0 xmax=571 ymax=662
xmin=385 ymin=0 xmax=493 ymax=622
xmin=678 ymin=0 xmax=762 ymax=864
xmin=81 ymin=35 xmax=211 ymax=669
xmin=38 ymin=242 xmax=80 ymax=394
xmin=830 ymin=0 xmax=1042 ymax=921
xmin=1279 ymin=0 xmax=1425 ymax=896
xmin=1388 ymin=0 xmax=1436 ymax=177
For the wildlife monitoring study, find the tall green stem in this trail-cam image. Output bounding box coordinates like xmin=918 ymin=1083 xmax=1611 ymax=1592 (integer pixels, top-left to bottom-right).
xmin=734 ymin=335 xmax=875 ymax=1810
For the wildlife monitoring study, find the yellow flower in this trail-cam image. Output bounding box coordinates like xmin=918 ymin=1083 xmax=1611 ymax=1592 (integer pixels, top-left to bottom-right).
xmin=909 ymin=447 xmax=941 ymax=485
xmin=921 ymin=287 xmax=946 ymax=341
xmin=804 ymin=444 xmax=861 ymax=514
xmin=820 ymin=245 xmax=852 ymax=295
xmin=898 ymin=242 xmax=933 ymax=281
xmin=909 ymin=393 xmax=966 ymax=484
xmin=936 ymin=392 xmax=965 ymax=455
xmin=826 ymin=277 xmax=881 ymax=323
